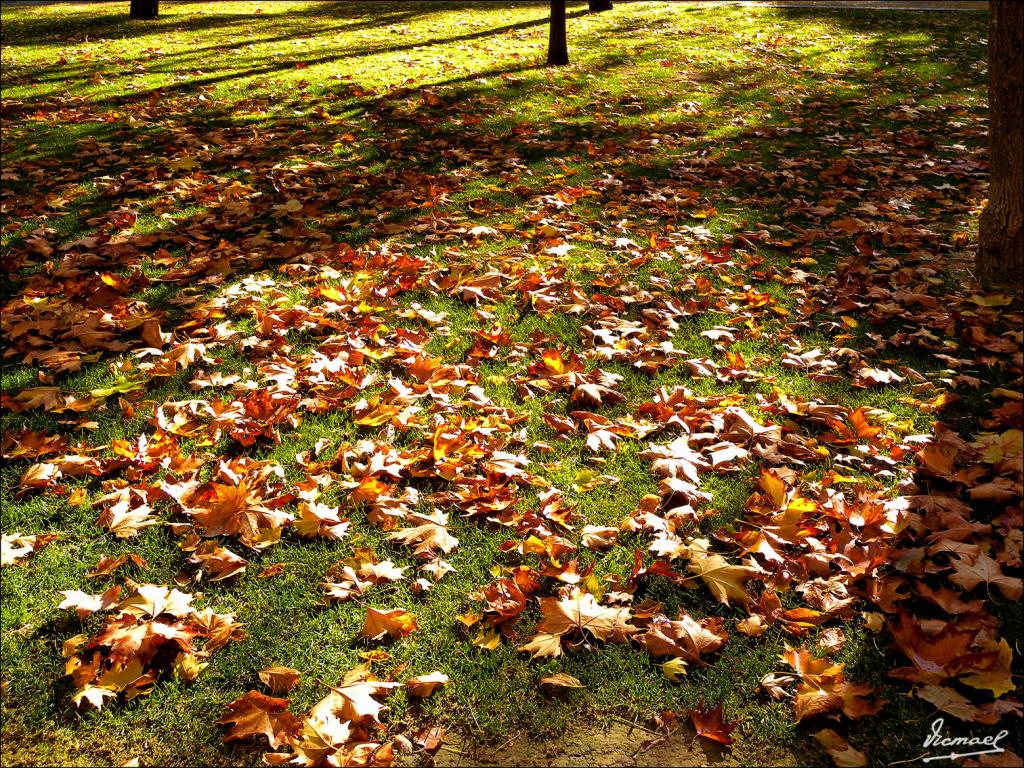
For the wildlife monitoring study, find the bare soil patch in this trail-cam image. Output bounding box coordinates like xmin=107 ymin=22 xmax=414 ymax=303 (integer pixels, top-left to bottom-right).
xmin=430 ymin=721 xmax=803 ymax=767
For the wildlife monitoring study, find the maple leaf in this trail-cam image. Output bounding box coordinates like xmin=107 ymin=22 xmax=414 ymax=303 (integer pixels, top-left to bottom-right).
xmin=781 ymin=645 xmax=882 ymax=722
xmin=888 ymin=616 xmax=980 ymax=684
xmin=95 ymin=496 xmax=159 ymax=538
xmin=915 ymin=686 xmax=982 ymax=724
xmin=10 ymin=387 xmax=64 ymax=411
xmin=18 ymin=462 xmax=61 ymax=493
xmin=635 ymin=613 xmax=728 ymax=662
xmin=959 ymin=637 xmax=1014 ymax=697
xmin=294 ymin=501 xmax=350 ymax=541
xmin=323 ymin=556 xmax=408 ymax=603
xmin=684 ymin=543 xmax=757 ymax=606
xmin=536 ymin=589 xmax=637 ymax=642
xmin=581 ymin=525 xmax=618 ymax=549
xmin=185 ymin=481 xmax=292 ymax=549
xmin=542 ymin=674 xmax=587 ymax=694
xmin=848 ymin=407 xmax=883 ymax=440
xmin=641 ymin=436 xmax=708 ymax=483
xmin=312 ymin=665 xmax=400 ymax=724
xmin=279 ymin=713 xmax=356 ymax=767
xmin=520 ymin=588 xmax=637 ymax=658
xmin=385 ymin=510 xmax=458 ymax=557
xmin=352 ymin=397 xmax=398 ymax=427
xmin=1 ymin=531 xmax=56 ymax=567
xmin=518 ymin=633 xmax=563 ymax=659
xmin=421 ymin=558 xmax=455 ymax=581
xmin=187 ymin=541 xmax=248 ymax=582
xmin=258 ymin=563 xmax=289 ymax=579
xmin=585 ymin=428 xmax=619 ymax=453
xmin=812 ymin=728 xmax=867 ymax=767
xmin=58 ymin=586 xmax=122 ymax=618
xmin=707 ymin=441 xmax=749 ymax=468
xmin=851 ymin=367 xmax=904 ymax=388
xmin=571 ymin=381 xmax=624 ymax=407
xmin=218 ymin=690 xmax=299 ymax=749
xmin=405 ymin=671 xmax=448 ymax=697
xmin=86 ymin=553 xmax=147 ymax=579
xmin=259 ymin=665 xmax=301 ymax=695
xmin=119 ymin=584 xmax=195 ymax=619
xmin=736 ymin=614 xmax=768 ymax=637
xmin=360 ymin=607 xmax=417 ymax=641
xmin=1 ymin=429 xmax=67 ymax=461
xmin=71 ymin=685 xmax=118 ymax=711
xmin=479 ymin=575 xmax=531 ymax=627
xmin=948 ymin=553 xmax=1022 ymax=600
xmin=689 ymin=702 xmax=737 ymax=745
xmin=662 ymin=657 xmax=688 ymax=681
xmin=757 ymin=468 xmax=791 ymax=509
xmin=162 ymin=341 xmax=208 ymax=370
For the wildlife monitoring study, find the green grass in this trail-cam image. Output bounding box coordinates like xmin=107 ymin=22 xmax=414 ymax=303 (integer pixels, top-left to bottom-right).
xmin=2 ymin=2 xmax=1014 ymax=767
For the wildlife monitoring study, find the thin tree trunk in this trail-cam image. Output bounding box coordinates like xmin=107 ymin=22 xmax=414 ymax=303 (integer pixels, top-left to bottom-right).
xmin=547 ymin=0 xmax=569 ymax=66
xmin=130 ymin=0 xmax=159 ymax=20
xmin=977 ymin=1 xmax=1023 ymax=288
xmin=589 ymin=0 xmax=613 ymax=11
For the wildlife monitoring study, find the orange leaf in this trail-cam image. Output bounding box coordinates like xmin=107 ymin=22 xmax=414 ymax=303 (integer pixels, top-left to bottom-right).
xmin=689 ymin=702 xmax=736 ymax=744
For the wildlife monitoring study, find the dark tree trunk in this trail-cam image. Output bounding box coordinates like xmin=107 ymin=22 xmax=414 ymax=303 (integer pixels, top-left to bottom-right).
xmin=977 ymin=1 xmax=1023 ymax=288
xmin=130 ymin=0 xmax=159 ymax=20
xmin=547 ymin=0 xmax=569 ymax=66
xmin=589 ymin=0 xmax=613 ymax=11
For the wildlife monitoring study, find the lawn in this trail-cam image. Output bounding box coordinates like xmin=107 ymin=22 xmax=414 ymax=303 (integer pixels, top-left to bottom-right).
xmin=1 ymin=2 xmax=1020 ymax=766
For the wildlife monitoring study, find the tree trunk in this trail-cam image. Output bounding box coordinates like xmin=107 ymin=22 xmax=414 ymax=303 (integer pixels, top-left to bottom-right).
xmin=547 ymin=0 xmax=569 ymax=66
xmin=589 ymin=0 xmax=613 ymax=11
xmin=977 ymin=1 xmax=1023 ymax=288
xmin=130 ymin=0 xmax=159 ymax=20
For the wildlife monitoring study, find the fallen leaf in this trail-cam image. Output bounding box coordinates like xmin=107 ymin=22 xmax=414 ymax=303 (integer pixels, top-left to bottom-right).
xmin=259 ymin=666 xmax=301 ymax=695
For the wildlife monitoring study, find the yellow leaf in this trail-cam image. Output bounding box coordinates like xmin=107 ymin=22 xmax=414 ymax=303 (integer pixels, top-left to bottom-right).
xmin=992 ymin=388 xmax=1023 ymax=401
xmin=663 ymin=658 xmax=688 ymax=681
xmin=960 ymin=638 xmax=1014 ymax=697
xmin=359 ymin=607 xmax=417 ymax=641
xmin=758 ymin=469 xmax=788 ymax=508
xmin=518 ymin=632 xmax=562 ymax=658
xmin=406 ymin=671 xmax=449 ymax=697
xmin=472 ymin=629 xmax=501 ymax=650
xmin=686 ymin=551 xmax=756 ymax=606
xmin=540 ymin=672 xmax=584 ymax=689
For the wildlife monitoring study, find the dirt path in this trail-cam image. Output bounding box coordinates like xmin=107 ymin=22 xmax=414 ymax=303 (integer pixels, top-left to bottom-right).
xmin=428 ymin=721 xmax=802 ymax=768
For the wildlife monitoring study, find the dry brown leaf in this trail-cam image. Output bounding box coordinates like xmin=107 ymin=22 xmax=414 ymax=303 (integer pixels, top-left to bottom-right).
xmin=218 ymin=690 xmax=299 ymax=749
xmin=360 ymin=607 xmax=417 ymax=641
xmin=259 ymin=665 xmax=301 ymax=695
xmin=405 ymin=671 xmax=448 ymax=697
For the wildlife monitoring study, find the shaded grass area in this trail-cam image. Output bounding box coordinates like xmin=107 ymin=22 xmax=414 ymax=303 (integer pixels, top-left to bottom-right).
xmin=1 ymin=2 xmax=1005 ymax=767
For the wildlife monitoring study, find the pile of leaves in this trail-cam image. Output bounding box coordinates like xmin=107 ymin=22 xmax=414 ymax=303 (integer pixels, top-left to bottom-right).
xmin=58 ymin=583 xmax=243 ymax=709
xmin=219 ymin=663 xmax=447 ymax=767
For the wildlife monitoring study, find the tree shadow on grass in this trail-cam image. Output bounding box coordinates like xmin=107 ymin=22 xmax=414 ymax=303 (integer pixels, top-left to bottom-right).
xmin=0 ymin=1 xmax=430 ymax=46
xmin=2 ymin=4 xmax=588 ymax=97
xmin=1 ymin=2 xmax=989 ymax=387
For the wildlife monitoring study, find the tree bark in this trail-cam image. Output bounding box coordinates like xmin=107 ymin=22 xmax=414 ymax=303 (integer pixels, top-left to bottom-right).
xmin=130 ymin=0 xmax=159 ymax=20
xmin=589 ymin=0 xmax=613 ymax=11
xmin=977 ymin=1 xmax=1023 ymax=288
xmin=547 ymin=0 xmax=569 ymax=66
